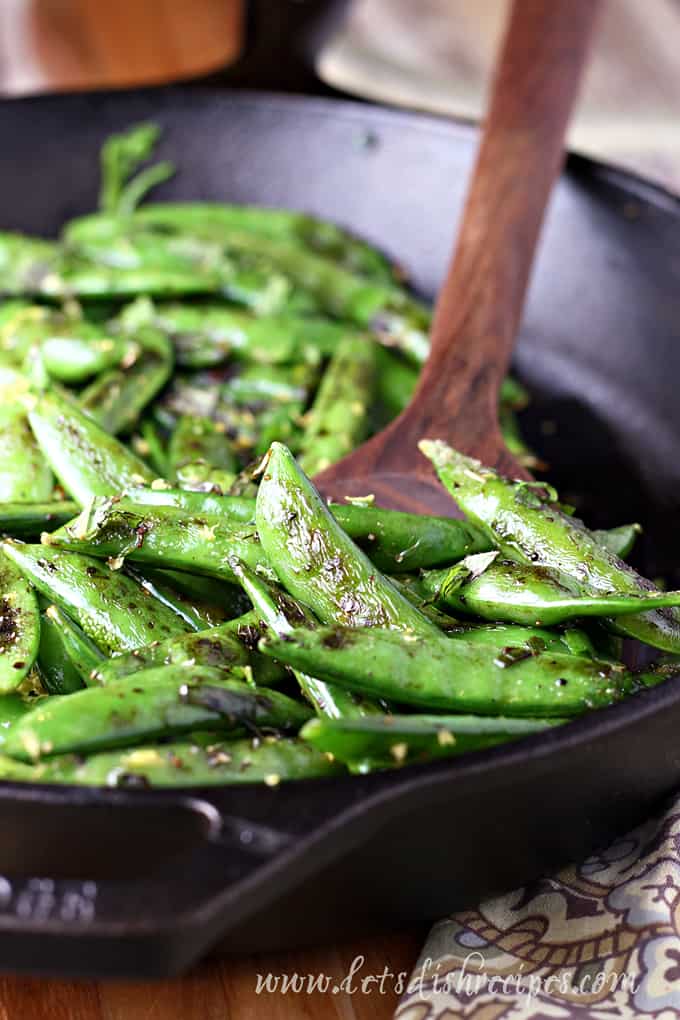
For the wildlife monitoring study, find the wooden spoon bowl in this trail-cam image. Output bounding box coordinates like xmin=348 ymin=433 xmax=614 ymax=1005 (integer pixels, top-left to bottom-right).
xmin=316 ymin=0 xmax=600 ymax=513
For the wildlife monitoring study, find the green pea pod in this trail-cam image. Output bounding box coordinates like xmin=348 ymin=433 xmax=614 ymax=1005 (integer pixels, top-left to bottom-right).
xmin=255 ymin=443 xmax=437 ymax=635
xmin=51 ymin=499 xmax=268 ymax=583
xmin=0 ymin=737 xmax=342 ymax=786
xmin=40 ymin=332 xmax=135 ymax=384
xmin=261 ymin=625 xmax=634 ymax=717
xmin=78 ymin=327 xmax=173 ymax=435
xmin=421 ymin=440 xmax=680 ymax=653
xmin=0 ymin=502 xmax=79 ymax=540
xmin=2 ymin=665 xmax=312 ymax=762
xmin=301 ymin=713 xmax=563 ymax=771
xmin=0 ymin=373 xmax=53 ymax=502
xmin=134 ymin=417 xmax=169 ymax=477
xmin=89 ymin=610 xmax=260 ymax=685
xmin=124 ymin=485 xmax=490 ymax=572
xmin=131 ymin=202 xmax=397 ymax=282
xmin=123 ymin=565 xmax=209 ymax=632
xmin=230 ymin=558 xmax=381 ymax=720
xmin=594 ymin=524 xmax=641 ymax=560
xmin=373 ymin=345 xmax=418 ymax=420
xmin=0 ymin=550 xmax=40 ymax=693
xmin=0 ymin=233 xmax=60 ymax=296
xmin=27 ymin=388 xmax=154 ymax=504
xmin=143 ymin=567 xmax=251 ymax=620
xmin=151 ymin=303 xmax=340 ymax=368
xmin=422 ymin=553 xmax=680 ymax=627
xmin=2 ymin=541 xmax=188 ymax=655
xmin=37 ymin=604 xmax=94 ymax=694
xmin=168 ymin=415 xmax=238 ymax=481
xmin=298 ymin=333 xmax=377 ymax=476
xmin=222 ymin=232 xmax=430 ymax=362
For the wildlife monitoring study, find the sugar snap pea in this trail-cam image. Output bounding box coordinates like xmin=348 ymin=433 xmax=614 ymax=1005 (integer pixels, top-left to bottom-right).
xmin=261 ymin=625 xmax=634 ymax=717
xmin=298 ymin=333 xmax=377 ymax=476
xmin=168 ymin=415 xmax=238 ymax=482
xmin=0 ymin=550 xmax=40 ymax=692
xmin=301 ymin=713 xmax=563 ymax=771
xmin=2 ymin=541 xmax=188 ymax=654
xmin=421 ymin=440 xmax=680 ymax=652
xmin=256 ymin=443 xmax=437 ymax=635
xmin=230 ymin=558 xmax=382 ymax=720
xmin=0 ymin=502 xmax=79 ymax=540
xmin=2 ymin=665 xmax=312 ymax=762
xmin=52 ymin=499 xmax=268 ymax=583
xmin=37 ymin=603 xmax=103 ymax=695
xmin=0 ymin=736 xmax=341 ymax=786
xmin=421 ymin=552 xmax=680 ymax=627
xmin=27 ymin=389 xmax=155 ymax=503
xmin=78 ymin=327 xmax=173 ymax=435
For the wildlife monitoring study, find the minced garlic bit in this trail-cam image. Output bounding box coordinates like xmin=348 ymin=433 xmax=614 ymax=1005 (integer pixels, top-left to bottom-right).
xmin=21 ymin=731 xmax=41 ymax=761
xmin=130 ymin=474 xmax=148 ymax=486
xmin=124 ymin=749 xmax=163 ymax=768
xmin=344 ymin=493 xmax=375 ymax=506
xmin=151 ymin=478 xmax=172 ymax=490
xmin=199 ymin=524 xmax=217 ymax=542
xmin=263 ymin=773 xmax=281 ymax=787
xmin=107 ymin=555 xmax=125 ymax=571
xmin=437 ymin=729 xmax=455 ymax=747
xmin=390 ymin=742 xmax=409 ymax=763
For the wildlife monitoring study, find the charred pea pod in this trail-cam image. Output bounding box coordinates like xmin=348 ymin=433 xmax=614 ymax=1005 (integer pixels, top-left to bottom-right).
xmin=168 ymin=415 xmax=239 ymax=483
xmin=421 ymin=440 xmax=680 ymax=653
xmin=2 ymin=541 xmax=189 ymax=655
xmin=0 ymin=550 xmax=40 ymax=693
xmin=150 ymin=303 xmax=338 ymax=368
xmin=230 ymin=558 xmax=382 ymax=720
xmin=124 ymin=484 xmax=491 ymax=572
xmin=2 ymin=736 xmax=342 ymax=786
xmin=0 ymin=233 xmax=61 ymax=296
xmin=221 ymin=231 xmax=431 ymax=362
xmin=298 ymin=333 xmax=378 ymax=476
xmin=0 ymin=400 xmax=54 ymax=503
xmin=27 ymin=388 xmax=155 ymax=504
xmin=51 ymin=499 xmax=269 ymax=583
xmin=261 ymin=625 xmax=635 ymax=717
xmin=0 ymin=502 xmax=79 ymax=540
xmin=37 ymin=602 xmax=103 ymax=694
xmin=301 ymin=713 xmax=563 ymax=772
xmin=255 ymin=443 xmax=437 ymax=635
xmin=2 ymin=664 xmax=313 ymax=762
xmin=421 ymin=552 xmax=680 ymax=627
xmin=78 ymin=327 xmax=173 ymax=435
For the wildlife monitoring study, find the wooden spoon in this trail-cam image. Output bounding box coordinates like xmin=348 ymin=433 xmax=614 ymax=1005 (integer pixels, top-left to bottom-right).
xmin=316 ymin=0 xmax=600 ymax=515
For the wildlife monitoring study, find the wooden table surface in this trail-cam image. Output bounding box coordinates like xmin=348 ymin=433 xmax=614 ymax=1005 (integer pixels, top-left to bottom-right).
xmin=0 ymin=2 xmax=422 ymax=1016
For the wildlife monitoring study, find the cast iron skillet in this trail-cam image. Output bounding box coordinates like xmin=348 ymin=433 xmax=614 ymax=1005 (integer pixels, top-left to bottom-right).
xmin=1 ymin=0 xmax=680 ymax=979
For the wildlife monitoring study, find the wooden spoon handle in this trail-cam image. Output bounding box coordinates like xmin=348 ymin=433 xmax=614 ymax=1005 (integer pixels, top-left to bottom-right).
xmin=403 ymin=0 xmax=600 ymax=469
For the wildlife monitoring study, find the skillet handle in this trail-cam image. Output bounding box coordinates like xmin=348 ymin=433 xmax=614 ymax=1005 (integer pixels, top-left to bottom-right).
xmin=199 ymin=0 xmax=354 ymax=97
xmin=0 ymin=782 xmax=343 ymax=978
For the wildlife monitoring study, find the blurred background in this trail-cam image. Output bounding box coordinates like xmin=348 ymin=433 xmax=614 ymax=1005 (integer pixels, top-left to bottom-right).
xmin=1 ymin=0 xmax=679 ymax=190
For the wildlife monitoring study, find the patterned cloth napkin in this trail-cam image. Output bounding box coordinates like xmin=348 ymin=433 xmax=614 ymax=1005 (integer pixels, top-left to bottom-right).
xmin=396 ymin=796 xmax=680 ymax=1018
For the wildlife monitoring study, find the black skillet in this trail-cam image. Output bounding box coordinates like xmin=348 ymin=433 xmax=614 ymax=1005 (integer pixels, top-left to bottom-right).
xmin=0 ymin=0 xmax=680 ymax=979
